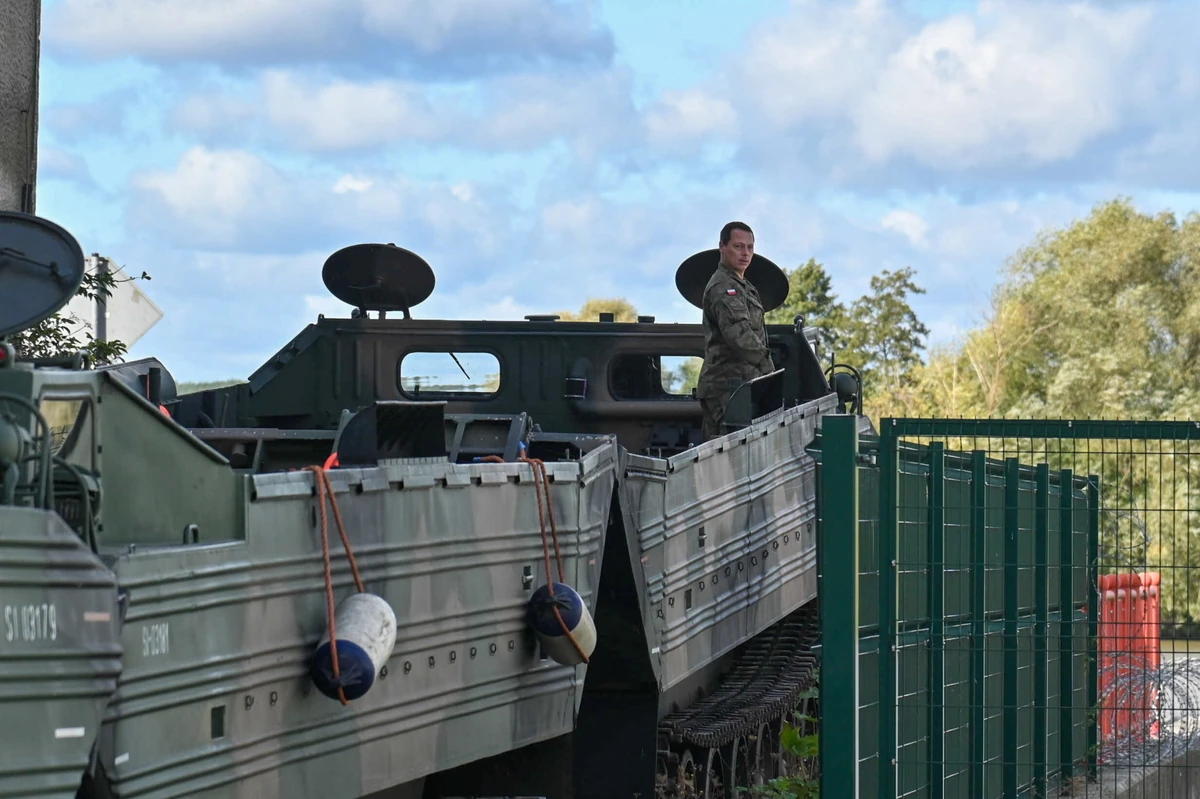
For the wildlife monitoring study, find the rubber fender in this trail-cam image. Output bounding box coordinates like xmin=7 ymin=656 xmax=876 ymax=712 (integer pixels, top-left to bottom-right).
xmin=525 ymin=582 xmax=596 ymax=666
xmin=311 ymin=593 xmax=398 ymax=701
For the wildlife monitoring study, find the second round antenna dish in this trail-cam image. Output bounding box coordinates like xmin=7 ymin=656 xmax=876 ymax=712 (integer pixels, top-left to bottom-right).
xmin=322 ymin=243 xmax=436 ymax=319
xmin=675 ymin=249 xmax=790 ymax=313
xmin=0 ymin=211 xmax=86 ymax=338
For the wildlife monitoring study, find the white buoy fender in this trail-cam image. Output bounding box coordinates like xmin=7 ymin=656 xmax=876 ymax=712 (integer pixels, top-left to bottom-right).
xmin=525 ymin=582 xmax=597 ymax=666
xmin=311 ymin=593 xmax=397 ymax=701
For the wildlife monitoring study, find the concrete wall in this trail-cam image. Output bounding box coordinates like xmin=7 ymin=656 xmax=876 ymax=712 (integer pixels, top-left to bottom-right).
xmin=0 ymin=0 xmax=40 ymax=213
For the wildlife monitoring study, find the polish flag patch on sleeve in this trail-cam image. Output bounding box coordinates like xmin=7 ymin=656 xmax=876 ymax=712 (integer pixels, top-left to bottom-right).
xmin=726 ymin=288 xmax=738 ymax=295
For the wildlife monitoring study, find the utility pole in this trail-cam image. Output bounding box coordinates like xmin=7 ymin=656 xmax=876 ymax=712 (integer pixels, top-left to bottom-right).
xmin=0 ymin=0 xmax=40 ymax=213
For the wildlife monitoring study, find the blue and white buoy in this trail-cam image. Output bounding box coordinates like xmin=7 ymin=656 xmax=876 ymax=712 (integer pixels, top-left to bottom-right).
xmin=311 ymin=593 xmax=398 ymax=701
xmin=525 ymin=582 xmax=596 ymax=666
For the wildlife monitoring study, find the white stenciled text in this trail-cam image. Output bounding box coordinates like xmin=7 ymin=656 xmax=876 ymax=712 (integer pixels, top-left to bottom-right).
xmin=142 ymin=622 xmax=169 ymax=657
xmin=4 ymin=603 xmax=58 ymax=643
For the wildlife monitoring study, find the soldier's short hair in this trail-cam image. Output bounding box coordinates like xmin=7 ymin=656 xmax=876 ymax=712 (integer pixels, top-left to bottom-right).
xmin=720 ymin=221 xmax=753 ymax=245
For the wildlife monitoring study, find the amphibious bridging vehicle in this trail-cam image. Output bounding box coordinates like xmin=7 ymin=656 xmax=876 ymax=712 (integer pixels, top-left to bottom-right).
xmin=1 ymin=215 xmax=869 ymax=799
xmin=0 ymin=211 xmax=125 ymax=799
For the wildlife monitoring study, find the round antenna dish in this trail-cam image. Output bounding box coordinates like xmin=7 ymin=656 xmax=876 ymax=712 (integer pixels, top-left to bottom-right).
xmin=0 ymin=211 xmax=86 ymax=338
xmin=675 ymin=249 xmax=790 ymax=313
xmin=322 ymin=243 xmax=435 ymax=319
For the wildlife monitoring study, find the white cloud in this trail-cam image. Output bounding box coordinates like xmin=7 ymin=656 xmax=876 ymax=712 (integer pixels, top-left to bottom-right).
xmin=304 ymin=294 xmax=353 ymax=319
xmin=190 ymin=250 xmax=330 ymax=293
xmin=37 ymin=146 xmax=94 ymax=185
xmin=44 ymin=95 xmax=128 ymax=141
xmin=128 ymin=146 xmax=503 ymax=254
xmin=113 ymin=139 xmax=1149 ymax=384
xmin=472 ymin=70 xmax=639 ymax=153
xmin=881 ymin=210 xmax=929 ymax=248
xmin=852 ymin=2 xmax=1152 ymax=168
xmin=357 ymin=0 xmax=608 ymax=59
xmin=733 ymin=0 xmax=908 ymax=128
xmin=333 ymin=175 xmax=374 ymax=194
xmin=540 ymin=198 xmax=600 ymax=239
xmin=260 ymin=72 xmax=443 ymax=151
xmin=167 ymin=66 xmax=640 ymax=156
xmin=299 ymin=291 xmax=540 ymax=328
xmin=45 ymin=0 xmax=613 ymax=75
xmin=48 ymin=0 xmax=338 ymax=61
xmin=645 ymin=89 xmax=737 ymax=143
xmin=132 ymin=147 xmax=288 ymax=247
xmin=645 ymin=0 xmax=1200 ymax=188
xmin=138 ymin=0 xmax=1200 ymax=185
xmin=172 ymin=92 xmax=259 ymax=135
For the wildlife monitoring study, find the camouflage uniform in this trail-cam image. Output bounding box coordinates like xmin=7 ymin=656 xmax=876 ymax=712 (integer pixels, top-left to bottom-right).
xmin=696 ymin=262 xmax=775 ymax=440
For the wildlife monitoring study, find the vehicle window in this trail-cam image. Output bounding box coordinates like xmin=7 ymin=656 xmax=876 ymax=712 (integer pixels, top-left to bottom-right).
xmin=610 ymin=354 xmax=702 ymax=400
xmin=660 ymin=355 xmax=702 ymax=396
xmin=398 ymin=351 xmax=501 ymax=396
xmin=38 ymin=396 xmax=95 ymax=470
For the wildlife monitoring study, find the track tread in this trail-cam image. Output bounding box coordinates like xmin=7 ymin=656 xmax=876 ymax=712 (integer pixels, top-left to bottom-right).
xmin=656 ymin=601 xmax=821 ymax=750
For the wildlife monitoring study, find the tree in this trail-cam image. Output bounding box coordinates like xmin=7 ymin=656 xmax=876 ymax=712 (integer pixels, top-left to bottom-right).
xmin=764 ymin=258 xmax=931 ymax=411
xmin=842 ymin=267 xmax=931 ymax=390
xmin=765 ymin=257 xmax=851 ymax=351
xmin=883 ymin=197 xmax=1200 ymax=626
xmin=556 ymin=297 xmax=639 ymax=323
xmin=663 ymin=356 xmax=702 ymax=395
xmin=893 ymin=198 xmax=1200 ymax=421
xmin=554 ymin=297 xmax=707 ymax=395
xmin=5 ymin=259 xmax=150 ymax=366
xmin=177 ymin=379 xmax=246 ymax=393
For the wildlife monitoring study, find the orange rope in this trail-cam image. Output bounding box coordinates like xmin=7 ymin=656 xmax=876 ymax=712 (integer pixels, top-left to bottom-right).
xmin=305 ymin=465 xmax=366 ymax=705
xmin=482 ymin=452 xmax=589 ymax=664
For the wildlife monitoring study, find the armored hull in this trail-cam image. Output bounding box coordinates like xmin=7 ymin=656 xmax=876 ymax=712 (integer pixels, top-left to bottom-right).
xmin=0 ymin=506 xmax=124 ymax=799
xmin=94 ymin=450 xmax=615 ymax=799
xmin=619 ymin=396 xmax=831 ymax=695
xmin=2 ymin=230 xmax=869 ymax=799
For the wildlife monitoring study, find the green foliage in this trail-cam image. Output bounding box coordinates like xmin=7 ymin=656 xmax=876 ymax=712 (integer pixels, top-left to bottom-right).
xmin=765 ymin=258 xmax=852 ymax=349
xmin=662 ymin=356 xmax=702 ymax=395
xmin=738 ymin=673 xmax=821 ymax=799
xmin=557 ymin=271 xmax=930 ymax=408
xmin=177 ymin=380 xmax=246 ymax=394
xmin=896 ymin=197 xmax=1200 ymax=419
xmin=554 ymin=298 xmax=706 ymax=396
xmin=766 ymin=257 xmax=931 ymax=405
xmin=844 ymin=267 xmax=930 ymax=389
xmin=556 ymin=297 xmax=640 ymax=322
xmin=5 ymin=260 xmax=151 ymax=367
xmin=886 ymin=197 xmax=1200 ymax=625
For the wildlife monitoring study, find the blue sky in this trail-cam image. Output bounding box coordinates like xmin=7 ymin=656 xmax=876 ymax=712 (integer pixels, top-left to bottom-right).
xmin=31 ymin=0 xmax=1200 ymax=383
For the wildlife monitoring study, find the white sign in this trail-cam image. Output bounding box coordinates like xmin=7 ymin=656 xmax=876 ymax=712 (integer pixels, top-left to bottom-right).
xmin=61 ymin=255 xmax=163 ymax=348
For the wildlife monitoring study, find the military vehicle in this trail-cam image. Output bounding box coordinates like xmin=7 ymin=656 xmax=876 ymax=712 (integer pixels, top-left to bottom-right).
xmin=0 ymin=211 xmax=126 ymax=798
xmin=2 ymin=212 xmax=868 ymax=799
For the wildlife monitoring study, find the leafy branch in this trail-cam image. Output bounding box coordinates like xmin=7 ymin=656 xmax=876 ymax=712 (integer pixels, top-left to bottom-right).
xmin=738 ymin=673 xmax=821 ymax=799
xmin=4 ymin=260 xmax=150 ymax=366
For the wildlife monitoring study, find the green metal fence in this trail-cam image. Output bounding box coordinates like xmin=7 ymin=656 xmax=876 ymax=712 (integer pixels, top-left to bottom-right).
xmin=818 ymin=416 xmax=1200 ymax=798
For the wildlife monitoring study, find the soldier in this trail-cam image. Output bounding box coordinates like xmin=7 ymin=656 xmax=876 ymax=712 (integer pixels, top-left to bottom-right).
xmin=696 ymin=221 xmax=775 ymax=440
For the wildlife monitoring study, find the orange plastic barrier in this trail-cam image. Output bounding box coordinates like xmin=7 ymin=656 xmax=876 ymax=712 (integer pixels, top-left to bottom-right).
xmin=1097 ymin=571 xmax=1161 ymax=743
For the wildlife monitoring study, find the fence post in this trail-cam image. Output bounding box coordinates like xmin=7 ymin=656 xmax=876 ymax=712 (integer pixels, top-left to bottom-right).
xmin=820 ymin=414 xmax=860 ymax=797
xmin=1034 ymin=462 xmax=1050 ymax=796
xmin=1086 ymin=475 xmax=1100 ymax=779
xmin=1058 ymin=468 xmax=1075 ymax=780
xmin=1003 ymin=458 xmax=1019 ymax=798
xmin=878 ymin=422 xmax=898 ymax=799
xmin=927 ymin=442 xmax=945 ymax=799
xmin=970 ymin=450 xmax=987 ymax=798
